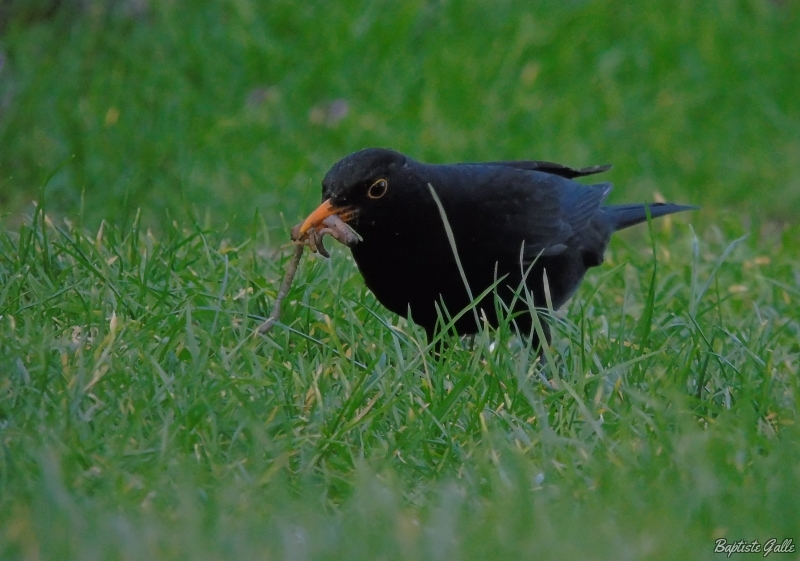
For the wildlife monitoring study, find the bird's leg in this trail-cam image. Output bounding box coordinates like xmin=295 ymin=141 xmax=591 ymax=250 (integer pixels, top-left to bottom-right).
xmin=465 ymin=334 xmax=477 ymax=351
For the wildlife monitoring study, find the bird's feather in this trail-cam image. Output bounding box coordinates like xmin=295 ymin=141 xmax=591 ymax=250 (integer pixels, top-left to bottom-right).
xmin=425 ymin=164 xmax=612 ymax=260
xmin=475 ymin=160 xmax=612 ymax=179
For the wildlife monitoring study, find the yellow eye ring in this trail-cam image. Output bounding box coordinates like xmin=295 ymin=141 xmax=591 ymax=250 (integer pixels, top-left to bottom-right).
xmin=368 ymin=178 xmax=388 ymax=199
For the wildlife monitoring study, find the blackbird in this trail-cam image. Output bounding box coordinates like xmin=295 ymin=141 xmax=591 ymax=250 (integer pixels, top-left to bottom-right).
xmin=297 ymin=148 xmax=696 ymax=349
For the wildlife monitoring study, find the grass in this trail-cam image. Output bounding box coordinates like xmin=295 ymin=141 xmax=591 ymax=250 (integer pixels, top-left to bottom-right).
xmin=1 ymin=202 xmax=798 ymax=559
xmin=1 ymin=1 xmax=800 ymax=559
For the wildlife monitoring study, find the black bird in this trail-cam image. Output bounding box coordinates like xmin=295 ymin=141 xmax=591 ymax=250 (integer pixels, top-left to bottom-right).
xmin=297 ymin=148 xmax=696 ymax=350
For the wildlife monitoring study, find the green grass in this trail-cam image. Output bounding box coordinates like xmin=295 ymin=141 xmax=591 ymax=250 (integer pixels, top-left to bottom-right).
xmin=1 ymin=1 xmax=800 ymax=559
xmin=2 ymin=202 xmax=799 ymax=559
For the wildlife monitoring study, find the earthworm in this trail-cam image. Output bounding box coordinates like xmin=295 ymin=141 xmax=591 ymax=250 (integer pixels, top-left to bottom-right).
xmin=258 ymin=215 xmax=360 ymax=335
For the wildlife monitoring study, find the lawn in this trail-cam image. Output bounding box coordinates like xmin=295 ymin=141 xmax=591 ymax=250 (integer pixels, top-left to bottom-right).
xmin=1 ymin=1 xmax=799 ymax=560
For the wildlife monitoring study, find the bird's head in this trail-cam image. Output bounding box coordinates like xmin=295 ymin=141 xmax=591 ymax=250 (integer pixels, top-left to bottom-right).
xmin=297 ymin=148 xmax=413 ymax=238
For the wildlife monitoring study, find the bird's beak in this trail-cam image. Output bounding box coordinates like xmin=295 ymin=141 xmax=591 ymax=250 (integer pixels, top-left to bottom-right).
xmin=297 ymin=199 xmax=352 ymax=236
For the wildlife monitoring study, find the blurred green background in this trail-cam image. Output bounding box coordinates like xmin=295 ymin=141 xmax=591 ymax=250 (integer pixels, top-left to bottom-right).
xmin=1 ymin=0 xmax=798 ymax=234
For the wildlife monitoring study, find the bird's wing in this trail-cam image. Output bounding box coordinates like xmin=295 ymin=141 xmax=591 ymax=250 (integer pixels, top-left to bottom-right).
xmin=475 ymin=160 xmax=612 ymax=179
xmin=513 ymin=180 xmax=612 ymax=260
xmin=559 ymin=181 xmax=613 ymax=234
xmin=429 ymin=164 xmax=612 ymax=261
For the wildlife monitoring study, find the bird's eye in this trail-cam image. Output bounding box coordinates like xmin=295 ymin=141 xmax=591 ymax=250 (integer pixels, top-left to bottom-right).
xmin=367 ymin=179 xmax=388 ymax=199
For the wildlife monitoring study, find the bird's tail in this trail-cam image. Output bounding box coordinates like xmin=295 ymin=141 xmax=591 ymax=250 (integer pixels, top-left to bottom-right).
xmin=604 ymin=203 xmax=698 ymax=231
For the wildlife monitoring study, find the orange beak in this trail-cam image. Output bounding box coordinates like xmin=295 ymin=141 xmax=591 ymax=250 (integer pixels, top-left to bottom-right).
xmin=297 ymin=199 xmax=351 ymax=237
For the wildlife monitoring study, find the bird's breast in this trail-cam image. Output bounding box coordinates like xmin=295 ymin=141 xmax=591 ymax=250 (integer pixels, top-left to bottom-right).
xmin=349 ymin=225 xmax=468 ymax=315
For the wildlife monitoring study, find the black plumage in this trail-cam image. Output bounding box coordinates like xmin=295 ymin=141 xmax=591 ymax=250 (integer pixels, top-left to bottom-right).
xmin=298 ymin=148 xmax=696 ymax=349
